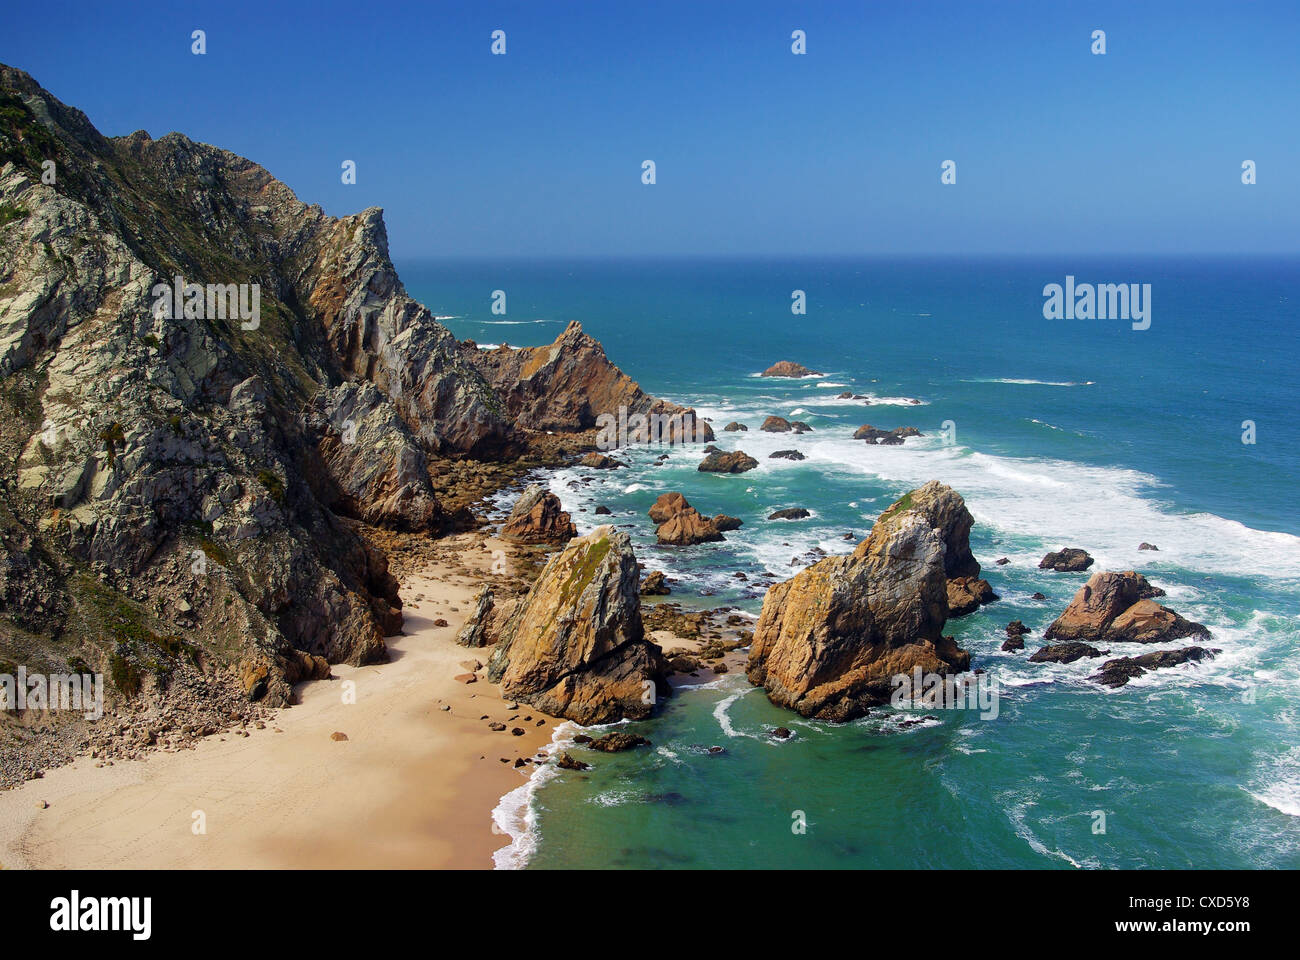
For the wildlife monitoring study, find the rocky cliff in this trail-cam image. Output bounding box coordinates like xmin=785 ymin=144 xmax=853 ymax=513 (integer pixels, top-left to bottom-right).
xmin=0 ymin=65 xmax=700 ymax=756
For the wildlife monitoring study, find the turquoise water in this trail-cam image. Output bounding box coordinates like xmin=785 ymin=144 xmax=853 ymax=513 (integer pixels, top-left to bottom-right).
xmin=404 ymin=257 xmax=1300 ymax=869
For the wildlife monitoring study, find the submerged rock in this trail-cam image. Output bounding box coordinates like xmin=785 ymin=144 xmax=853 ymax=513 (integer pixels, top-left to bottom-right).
xmin=1044 ymin=571 xmax=1210 ymax=645
xmin=487 ymin=526 xmax=666 ymax=724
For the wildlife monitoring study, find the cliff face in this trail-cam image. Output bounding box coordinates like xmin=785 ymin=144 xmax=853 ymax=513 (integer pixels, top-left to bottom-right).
xmin=0 ymin=64 xmax=701 ymax=729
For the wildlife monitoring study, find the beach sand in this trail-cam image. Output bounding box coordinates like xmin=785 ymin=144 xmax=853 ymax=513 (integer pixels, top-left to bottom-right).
xmin=0 ymin=533 xmax=554 ymax=870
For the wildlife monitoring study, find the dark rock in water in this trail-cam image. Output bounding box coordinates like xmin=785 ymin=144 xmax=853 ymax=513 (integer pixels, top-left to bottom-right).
xmin=588 ymin=732 xmax=652 ymax=752
xmin=768 ymin=507 xmax=811 ymax=521
xmin=707 ymin=745 xmax=726 ymax=755
xmin=556 ymin=752 xmax=590 ymax=770
xmin=769 ymin=449 xmax=806 ymax=461
xmin=772 ymin=727 xmax=793 ymax=739
xmin=1031 ymin=592 xmax=1047 ymax=601
xmin=594 ymin=505 xmax=612 ymax=515
xmin=947 ymin=576 xmax=999 ymax=617
xmin=1044 ymin=571 xmax=1210 ymax=645
xmin=790 ymin=421 xmax=813 ymax=434
xmin=722 ymin=421 xmax=748 ymax=432
xmin=1091 ymin=646 xmax=1220 ymax=688
xmin=855 ymin=424 xmax=922 ymax=444
xmin=1029 ymin=642 xmax=1104 ymax=664
xmin=1038 ymin=548 xmax=1094 ymax=572
xmin=837 ymin=391 xmax=854 ymax=399
xmin=579 ymin=452 xmax=625 ymax=469
xmin=500 ymin=483 xmax=576 ymax=544
xmin=640 ymin=570 xmax=671 ymax=595
xmin=712 ymin=514 xmax=743 ymax=531
xmin=996 ymin=557 xmax=1010 ymax=565
xmin=761 ymin=361 xmax=821 ymax=378
xmin=1139 ymin=542 xmax=1159 ymax=551
xmin=698 ymin=450 xmax=759 ymax=473
xmin=573 ymin=734 xmax=593 ymax=744
xmin=761 ymin=416 xmax=792 ymax=432
xmin=1006 ymin=620 xmax=1031 ymax=637
xmin=703 ymin=444 xmax=722 ymax=454
xmin=1001 ymin=635 xmax=1025 ymax=652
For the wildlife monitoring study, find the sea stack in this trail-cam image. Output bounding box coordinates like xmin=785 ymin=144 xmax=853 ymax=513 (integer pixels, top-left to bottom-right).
xmin=487 ymin=526 xmax=667 ymax=723
xmin=745 ymin=482 xmax=976 ymax=721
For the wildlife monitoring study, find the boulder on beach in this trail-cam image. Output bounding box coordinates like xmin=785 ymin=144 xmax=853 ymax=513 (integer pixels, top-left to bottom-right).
xmin=761 ymin=361 xmax=822 ymax=378
xmin=745 ymin=482 xmax=975 ymax=722
xmin=1044 ymin=571 xmax=1211 ymax=645
xmin=500 ymin=484 xmax=577 ymax=544
xmin=761 ymin=416 xmax=792 ymax=432
xmin=1038 ymin=548 xmax=1094 ymax=572
xmin=698 ymin=450 xmax=759 ymax=473
xmin=487 ymin=526 xmax=667 ymax=724
xmin=456 ymin=586 xmax=495 ymax=647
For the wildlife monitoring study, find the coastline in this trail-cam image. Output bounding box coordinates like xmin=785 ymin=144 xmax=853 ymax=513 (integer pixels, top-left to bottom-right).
xmin=0 ymin=531 xmax=554 ymax=870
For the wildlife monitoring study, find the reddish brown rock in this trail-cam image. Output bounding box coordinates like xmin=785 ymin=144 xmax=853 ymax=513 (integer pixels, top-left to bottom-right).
xmin=761 ymin=361 xmax=822 ymax=378
xmin=1044 ymin=571 xmax=1210 ymax=645
xmin=500 ymin=484 xmax=576 ymax=544
xmin=947 ymin=576 xmax=999 ymax=617
xmin=761 ymin=416 xmax=792 ymax=432
xmin=697 ymin=450 xmax=759 ymax=473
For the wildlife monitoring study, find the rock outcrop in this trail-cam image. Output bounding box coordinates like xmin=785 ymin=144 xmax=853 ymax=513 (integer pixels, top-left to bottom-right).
xmin=768 ymin=508 xmax=810 ymax=520
xmin=855 ymin=425 xmax=922 ymax=444
xmin=761 ymin=416 xmax=792 ymax=432
xmin=1090 ymin=646 xmax=1219 ymax=688
xmin=722 ymin=421 xmax=747 ymax=432
xmin=1029 ymin=642 xmax=1103 ymax=664
xmin=1043 ymin=571 xmax=1211 ymax=645
xmin=745 ymin=484 xmax=972 ymax=721
xmin=456 ymin=587 xmax=494 ymax=647
xmin=487 ymin=526 xmax=666 ymax=723
xmin=761 ymin=361 xmax=821 ymax=378
xmin=1039 ymin=548 xmax=1094 ymax=572
xmin=648 ymin=492 xmax=726 ymax=545
xmin=769 ymin=449 xmax=805 ymax=461
xmin=697 ymin=450 xmax=759 ymax=473
xmin=500 ymin=484 xmax=576 ymax=544
xmin=468 ymin=320 xmax=713 ymax=442
xmin=947 ymin=576 xmax=999 ymax=617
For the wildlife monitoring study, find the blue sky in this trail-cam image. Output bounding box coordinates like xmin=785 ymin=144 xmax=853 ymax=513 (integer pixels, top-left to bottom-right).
xmin=3 ymin=0 xmax=1297 ymax=257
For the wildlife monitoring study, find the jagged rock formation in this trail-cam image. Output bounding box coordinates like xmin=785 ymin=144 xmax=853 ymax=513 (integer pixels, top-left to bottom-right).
xmin=947 ymin=576 xmax=999 ymax=616
xmin=1090 ymin=646 xmax=1219 ymax=687
xmin=761 ymin=361 xmax=821 ymax=378
xmin=0 ymin=65 xmax=704 ymax=739
xmin=456 ymin=586 xmax=494 ymax=647
xmin=648 ymin=492 xmax=727 ymax=546
xmin=746 ymin=484 xmax=973 ymax=721
xmin=1044 ymin=571 xmax=1210 ymax=645
xmin=487 ymin=526 xmax=666 ymax=723
xmin=499 ymin=484 xmax=575 ymax=544
xmin=468 ymin=320 xmax=713 ymax=441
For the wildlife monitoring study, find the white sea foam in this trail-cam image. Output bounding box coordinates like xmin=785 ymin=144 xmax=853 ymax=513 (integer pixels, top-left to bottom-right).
xmin=964 ymin=378 xmax=1095 ymax=387
xmin=492 ymin=721 xmax=581 ymax=870
xmin=1245 ymin=747 xmax=1300 ymax=817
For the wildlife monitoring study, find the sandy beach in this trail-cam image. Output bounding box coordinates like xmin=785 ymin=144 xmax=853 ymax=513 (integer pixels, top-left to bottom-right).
xmin=0 ymin=533 xmax=555 ymax=870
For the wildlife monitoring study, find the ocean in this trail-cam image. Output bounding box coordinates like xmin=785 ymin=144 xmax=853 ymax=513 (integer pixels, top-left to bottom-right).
xmin=401 ymin=256 xmax=1300 ymax=869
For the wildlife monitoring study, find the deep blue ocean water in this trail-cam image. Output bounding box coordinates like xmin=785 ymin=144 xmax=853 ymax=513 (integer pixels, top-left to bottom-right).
xmin=403 ymin=257 xmax=1300 ymax=869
